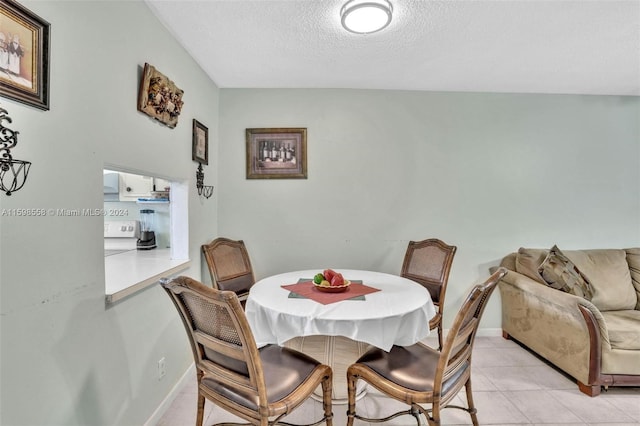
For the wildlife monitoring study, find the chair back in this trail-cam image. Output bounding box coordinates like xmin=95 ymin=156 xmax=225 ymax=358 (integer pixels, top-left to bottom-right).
xmin=401 ymin=238 xmax=457 ymax=307
xmin=202 ymin=238 xmax=255 ymax=296
xmin=161 ymin=276 xmax=268 ymax=407
xmin=435 ymin=268 xmax=507 ymax=397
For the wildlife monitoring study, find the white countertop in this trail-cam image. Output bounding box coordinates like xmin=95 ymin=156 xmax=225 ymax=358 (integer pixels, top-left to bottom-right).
xmin=104 ymin=249 xmax=191 ymax=303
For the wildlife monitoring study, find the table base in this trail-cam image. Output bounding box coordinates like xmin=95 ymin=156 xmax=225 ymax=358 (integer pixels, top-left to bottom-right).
xmin=284 ymin=335 xmax=371 ymax=404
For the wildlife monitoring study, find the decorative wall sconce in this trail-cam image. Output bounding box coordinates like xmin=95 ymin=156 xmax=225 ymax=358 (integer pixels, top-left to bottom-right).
xmin=0 ymin=106 xmax=31 ymax=196
xmin=196 ymin=163 xmax=214 ymax=199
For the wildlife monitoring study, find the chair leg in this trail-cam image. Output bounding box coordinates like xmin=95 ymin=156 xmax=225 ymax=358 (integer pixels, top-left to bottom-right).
xmin=321 ymin=373 xmax=333 ymax=426
xmin=464 ymin=378 xmax=479 ymax=426
xmin=409 ymin=405 xmax=422 ymax=425
xmin=427 ymin=401 xmax=441 ymax=426
xmin=196 ymin=370 xmax=205 ymax=426
xmin=346 ymin=371 xmax=358 ymax=426
xmin=196 ymin=392 xmax=205 ymax=426
xmin=437 ymin=323 xmax=443 ymax=351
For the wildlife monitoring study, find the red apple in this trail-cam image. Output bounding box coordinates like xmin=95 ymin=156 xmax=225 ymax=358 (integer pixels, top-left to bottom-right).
xmin=323 ymin=269 xmax=336 ymax=282
xmin=330 ymin=273 xmax=345 ymax=286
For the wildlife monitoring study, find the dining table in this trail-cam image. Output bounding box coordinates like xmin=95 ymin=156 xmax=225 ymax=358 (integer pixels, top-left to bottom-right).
xmin=244 ymin=269 xmax=436 ymax=402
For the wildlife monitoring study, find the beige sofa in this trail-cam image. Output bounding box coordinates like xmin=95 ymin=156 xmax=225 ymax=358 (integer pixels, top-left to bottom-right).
xmin=498 ymin=247 xmax=640 ymax=396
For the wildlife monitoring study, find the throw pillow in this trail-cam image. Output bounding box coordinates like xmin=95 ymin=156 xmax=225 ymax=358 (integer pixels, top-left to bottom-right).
xmin=538 ymin=245 xmax=594 ymax=300
xmin=515 ymin=248 xmax=548 ymax=284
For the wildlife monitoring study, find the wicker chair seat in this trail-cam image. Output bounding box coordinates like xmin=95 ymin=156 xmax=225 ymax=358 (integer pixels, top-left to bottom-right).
xmin=202 ymin=344 xmax=324 ymax=410
xmin=355 ymin=343 xmax=469 ymax=396
xmin=217 ymin=274 xmax=254 ymax=297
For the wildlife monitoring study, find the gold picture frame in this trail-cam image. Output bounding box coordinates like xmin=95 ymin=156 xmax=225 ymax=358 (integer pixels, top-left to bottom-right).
xmin=246 ymin=128 xmax=307 ymax=179
xmin=0 ymin=0 xmax=50 ymax=110
xmin=137 ymin=62 xmax=184 ymax=128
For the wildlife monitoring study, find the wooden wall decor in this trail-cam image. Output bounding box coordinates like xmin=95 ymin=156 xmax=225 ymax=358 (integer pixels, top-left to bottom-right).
xmin=137 ymin=62 xmax=184 ymax=128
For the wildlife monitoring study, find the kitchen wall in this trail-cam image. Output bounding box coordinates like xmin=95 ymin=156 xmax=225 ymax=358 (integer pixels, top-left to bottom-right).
xmin=218 ymin=89 xmax=640 ymax=330
xmin=0 ymin=1 xmax=218 ymax=425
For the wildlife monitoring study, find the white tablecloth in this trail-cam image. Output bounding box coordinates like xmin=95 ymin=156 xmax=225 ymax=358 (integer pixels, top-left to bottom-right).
xmin=245 ymin=269 xmax=435 ymax=351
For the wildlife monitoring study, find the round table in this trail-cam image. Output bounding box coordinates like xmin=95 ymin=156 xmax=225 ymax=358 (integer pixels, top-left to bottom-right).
xmin=245 ymin=269 xmax=435 ymax=402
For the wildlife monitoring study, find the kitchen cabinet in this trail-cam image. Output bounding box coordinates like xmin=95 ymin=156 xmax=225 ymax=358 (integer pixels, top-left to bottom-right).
xmin=119 ymin=172 xmax=153 ymax=202
xmin=153 ymin=178 xmax=171 ymax=191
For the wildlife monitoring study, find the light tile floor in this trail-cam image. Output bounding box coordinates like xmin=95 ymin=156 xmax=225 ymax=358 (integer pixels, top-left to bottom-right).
xmin=156 ymin=336 xmax=640 ymax=425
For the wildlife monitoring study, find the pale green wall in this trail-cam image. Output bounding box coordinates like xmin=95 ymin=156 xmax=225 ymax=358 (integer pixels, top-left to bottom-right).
xmin=218 ymin=89 xmax=640 ymax=330
xmin=0 ymin=1 xmax=218 ymax=425
xmin=2 ymin=1 xmax=639 ymax=424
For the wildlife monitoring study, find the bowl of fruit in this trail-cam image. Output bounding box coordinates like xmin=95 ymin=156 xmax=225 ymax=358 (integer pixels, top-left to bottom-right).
xmin=312 ymin=269 xmax=351 ymax=293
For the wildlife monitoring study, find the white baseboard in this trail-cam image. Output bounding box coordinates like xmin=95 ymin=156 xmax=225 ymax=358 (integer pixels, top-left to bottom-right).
xmin=476 ymin=327 xmax=503 ymax=337
xmin=430 ymin=328 xmax=502 ymax=339
xmin=144 ymin=363 xmax=195 ymax=426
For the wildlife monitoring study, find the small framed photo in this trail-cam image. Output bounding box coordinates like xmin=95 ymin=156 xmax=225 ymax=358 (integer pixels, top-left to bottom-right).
xmin=192 ymin=119 xmax=208 ymax=165
xmin=137 ymin=62 xmax=184 ymax=128
xmin=246 ymin=128 xmax=307 ymax=179
xmin=0 ymin=0 xmax=50 ymax=110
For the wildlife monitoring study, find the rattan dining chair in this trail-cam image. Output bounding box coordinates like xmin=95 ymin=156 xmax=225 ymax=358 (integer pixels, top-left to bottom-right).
xmin=161 ymin=276 xmax=334 ymax=426
xmin=346 ymin=268 xmax=507 ymax=426
xmin=202 ymin=237 xmax=255 ymax=304
xmin=401 ymin=238 xmax=457 ymax=350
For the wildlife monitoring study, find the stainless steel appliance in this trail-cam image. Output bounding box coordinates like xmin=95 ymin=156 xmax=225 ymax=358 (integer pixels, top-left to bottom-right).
xmin=104 ymin=220 xmax=139 ymax=256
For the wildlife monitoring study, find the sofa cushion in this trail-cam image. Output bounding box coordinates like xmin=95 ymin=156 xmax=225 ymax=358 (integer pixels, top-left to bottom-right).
xmin=601 ymin=310 xmax=640 ymax=350
xmin=564 ymin=249 xmax=636 ymax=311
xmin=538 ymin=245 xmax=594 ymax=300
xmin=515 ymin=248 xmax=547 ymax=284
xmin=625 ymin=248 xmax=640 ymax=310
xmin=500 ymin=252 xmax=517 ymax=271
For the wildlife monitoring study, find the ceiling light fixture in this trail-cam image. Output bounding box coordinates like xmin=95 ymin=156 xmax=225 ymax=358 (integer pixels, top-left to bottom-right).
xmin=341 ymin=0 xmax=393 ymax=34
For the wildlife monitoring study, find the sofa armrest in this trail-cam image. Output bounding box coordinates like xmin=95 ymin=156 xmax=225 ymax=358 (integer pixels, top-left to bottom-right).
xmin=500 ymin=269 xmax=610 ymax=347
xmin=499 ymin=269 xmax=610 ymax=386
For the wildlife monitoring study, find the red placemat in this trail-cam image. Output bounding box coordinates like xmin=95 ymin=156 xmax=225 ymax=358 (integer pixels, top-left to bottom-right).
xmin=281 ymin=280 xmax=381 ymax=305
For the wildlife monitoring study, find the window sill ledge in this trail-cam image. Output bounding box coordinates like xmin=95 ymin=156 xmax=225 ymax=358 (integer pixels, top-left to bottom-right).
xmin=105 ymin=249 xmax=191 ymax=304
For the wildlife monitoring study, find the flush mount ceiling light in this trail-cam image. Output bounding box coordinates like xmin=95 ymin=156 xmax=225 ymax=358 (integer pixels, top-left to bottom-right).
xmin=341 ymin=0 xmax=393 ymax=34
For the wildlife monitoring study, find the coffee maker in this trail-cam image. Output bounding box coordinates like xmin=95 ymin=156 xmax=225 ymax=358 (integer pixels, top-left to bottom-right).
xmin=137 ymin=209 xmax=157 ymax=250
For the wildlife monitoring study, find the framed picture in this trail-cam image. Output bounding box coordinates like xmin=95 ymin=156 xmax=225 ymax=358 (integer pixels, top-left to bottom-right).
xmin=246 ymin=128 xmax=307 ymax=179
xmin=137 ymin=62 xmax=184 ymax=128
xmin=192 ymin=119 xmax=208 ymax=165
xmin=0 ymin=0 xmax=50 ymax=110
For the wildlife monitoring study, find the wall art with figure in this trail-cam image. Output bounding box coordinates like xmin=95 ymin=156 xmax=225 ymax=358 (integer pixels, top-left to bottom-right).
xmin=0 ymin=0 xmax=50 ymax=110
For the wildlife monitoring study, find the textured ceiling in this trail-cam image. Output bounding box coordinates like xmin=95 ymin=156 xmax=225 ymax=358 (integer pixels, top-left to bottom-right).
xmin=145 ymin=0 xmax=640 ymax=96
